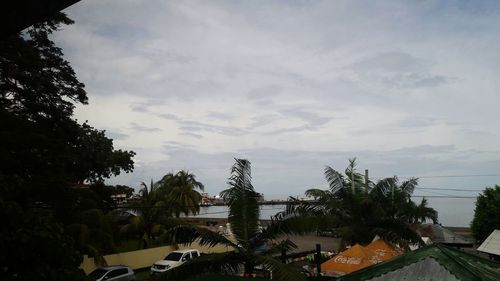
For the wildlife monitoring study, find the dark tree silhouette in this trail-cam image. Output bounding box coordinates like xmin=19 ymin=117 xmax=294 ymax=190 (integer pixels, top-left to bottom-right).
xmin=0 ymin=12 xmax=134 ymax=280
xmin=305 ymin=158 xmax=437 ymax=248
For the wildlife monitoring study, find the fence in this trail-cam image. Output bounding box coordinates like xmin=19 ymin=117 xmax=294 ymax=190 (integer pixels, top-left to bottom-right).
xmin=80 ymin=242 xmax=233 ymax=274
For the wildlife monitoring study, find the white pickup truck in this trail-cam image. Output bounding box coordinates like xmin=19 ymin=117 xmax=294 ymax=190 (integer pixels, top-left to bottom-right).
xmin=150 ymin=249 xmax=201 ymax=275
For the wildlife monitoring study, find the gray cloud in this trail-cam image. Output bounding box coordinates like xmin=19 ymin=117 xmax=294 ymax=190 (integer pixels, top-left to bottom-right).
xmin=159 ymin=113 xmax=181 ymax=121
xmin=180 ymin=132 xmax=204 ymax=139
xmin=206 ymin=111 xmax=235 ymax=121
xmin=130 ymin=104 xmax=149 ymax=113
xmin=280 ymin=108 xmax=333 ymax=127
xmin=129 ymin=122 xmax=161 ymax=132
xmin=352 ymin=117 xmax=444 ymax=136
xmin=390 ymin=145 xmax=456 ymax=156
xmin=350 ymin=52 xmax=452 ymax=89
xmin=247 ymin=85 xmax=283 ymax=101
xmin=158 ymin=113 xmax=247 ymax=136
xmin=130 ymin=99 xmax=168 ymax=112
xmin=248 ymin=114 xmax=282 ymax=129
xmin=105 ymin=130 xmax=129 ymax=140
xmin=260 ymin=125 xmax=314 ymax=136
xmin=179 ymin=121 xmax=247 ymax=136
xmin=395 ymin=117 xmax=438 ymax=128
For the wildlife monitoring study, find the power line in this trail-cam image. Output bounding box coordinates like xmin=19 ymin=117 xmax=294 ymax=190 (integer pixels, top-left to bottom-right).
xmin=416 ymin=189 xmax=455 ymax=197
xmin=415 ymin=187 xmax=483 ymax=192
xmin=371 ymin=173 xmax=500 ymax=180
xmin=410 ymin=195 xmax=476 ymax=199
xmin=401 ymin=173 xmax=500 ymax=179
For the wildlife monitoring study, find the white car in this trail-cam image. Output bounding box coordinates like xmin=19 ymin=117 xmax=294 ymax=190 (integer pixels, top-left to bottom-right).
xmin=150 ymin=249 xmax=201 ymax=275
xmin=88 ymin=265 xmax=135 ymax=281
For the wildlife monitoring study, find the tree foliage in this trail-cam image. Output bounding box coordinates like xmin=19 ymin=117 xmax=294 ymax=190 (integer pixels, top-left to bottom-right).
xmin=121 ymin=180 xmax=177 ymax=249
xmin=471 ymin=185 xmax=500 ymax=242
xmin=305 ymin=158 xmax=437 ymax=248
xmin=158 ymin=170 xmax=205 ymax=218
xmin=0 ymin=12 xmax=135 ymax=279
xmin=0 ymin=13 xmax=85 ymax=120
xmin=157 ymin=159 xmax=317 ymax=281
xmin=0 ymin=200 xmax=87 ymax=281
xmin=0 ymin=11 xmax=135 ymax=198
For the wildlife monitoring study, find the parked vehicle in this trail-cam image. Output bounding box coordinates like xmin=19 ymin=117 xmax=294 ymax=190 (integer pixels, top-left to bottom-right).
xmin=150 ymin=249 xmax=201 ymax=275
xmin=88 ymin=265 xmax=135 ymax=281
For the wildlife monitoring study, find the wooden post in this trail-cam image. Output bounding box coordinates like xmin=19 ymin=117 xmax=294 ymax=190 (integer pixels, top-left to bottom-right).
xmin=316 ymin=244 xmax=321 ymax=279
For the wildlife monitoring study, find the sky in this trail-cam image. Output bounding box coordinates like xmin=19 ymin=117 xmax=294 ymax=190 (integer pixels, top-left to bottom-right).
xmin=54 ymin=0 xmax=500 ymax=226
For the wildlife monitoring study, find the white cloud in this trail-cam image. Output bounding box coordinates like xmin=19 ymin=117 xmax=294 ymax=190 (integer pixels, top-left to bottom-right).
xmin=57 ymin=0 xmax=500 ymax=226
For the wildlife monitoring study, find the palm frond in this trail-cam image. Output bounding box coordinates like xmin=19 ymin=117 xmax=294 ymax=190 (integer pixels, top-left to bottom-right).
xmin=166 ymin=224 xmax=238 ymax=249
xmin=304 ymin=188 xmax=328 ymax=199
xmin=416 ymin=197 xmax=438 ymax=223
xmin=400 ymin=177 xmax=418 ymax=197
xmin=324 ymin=166 xmax=344 ymax=194
xmin=221 ymin=159 xmax=260 ymax=247
xmin=374 ymin=217 xmax=424 ymax=248
xmin=252 ymin=210 xmax=318 ymax=249
xmin=372 ymin=177 xmax=397 ymax=196
xmin=255 ymin=255 xmax=306 ymax=281
xmin=263 ymin=238 xmax=298 ymax=256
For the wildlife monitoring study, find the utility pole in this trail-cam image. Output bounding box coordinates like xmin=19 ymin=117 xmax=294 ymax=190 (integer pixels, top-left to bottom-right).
xmin=316 ymin=244 xmax=321 ymax=279
xmin=351 ymin=171 xmax=355 ymax=193
xmin=365 ymin=169 xmax=369 ymax=193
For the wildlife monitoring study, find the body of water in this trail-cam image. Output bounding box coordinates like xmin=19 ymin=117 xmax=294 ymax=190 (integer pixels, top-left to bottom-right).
xmin=189 ymin=197 xmax=476 ymax=227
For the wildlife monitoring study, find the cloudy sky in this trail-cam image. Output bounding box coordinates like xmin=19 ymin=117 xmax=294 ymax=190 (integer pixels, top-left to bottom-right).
xmin=54 ymin=0 xmax=500 ymax=226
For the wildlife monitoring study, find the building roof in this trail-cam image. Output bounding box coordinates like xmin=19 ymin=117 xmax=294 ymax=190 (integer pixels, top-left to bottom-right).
xmin=1 ymin=0 xmax=81 ymax=38
xmin=478 ymin=230 xmax=500 ymax=256
xmin=339 ymin=244 xmax=500 ymax=281
xmin=420 ymin=224 xmax=473 ymax=247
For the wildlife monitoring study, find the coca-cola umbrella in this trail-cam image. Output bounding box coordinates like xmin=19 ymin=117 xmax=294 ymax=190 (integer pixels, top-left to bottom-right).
xmin=364 ymin=239 xmax=403 ymax=263
xmin=320 ymin=244 xmax=379 ymax=277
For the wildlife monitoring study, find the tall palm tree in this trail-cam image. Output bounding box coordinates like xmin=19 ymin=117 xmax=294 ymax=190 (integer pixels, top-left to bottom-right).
xmin=305 ymin=159 xmax=437 ymax=248
xmin=120 ymin=180 xmax=175 ymax=248
xmin=158 ymin=171 xmax=204 ymax=218
xmin=155 ymin=159 xmax=316 ymax=281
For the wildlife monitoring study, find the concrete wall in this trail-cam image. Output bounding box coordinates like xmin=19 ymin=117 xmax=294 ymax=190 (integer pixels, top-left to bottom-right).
xmin=80 ymin=243 xmax=233 ymax=274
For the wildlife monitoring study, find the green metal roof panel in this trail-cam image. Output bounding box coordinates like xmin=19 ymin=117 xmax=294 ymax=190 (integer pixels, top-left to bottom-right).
xmin=368 ymin=257 xmax=460 ymax=281
xmin=339 ymin=245 xmax=500 ymax=281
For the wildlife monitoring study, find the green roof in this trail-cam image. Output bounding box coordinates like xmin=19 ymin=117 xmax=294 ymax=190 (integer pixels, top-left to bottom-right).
xmin=338 ymin=244 xmax=500 ymax=281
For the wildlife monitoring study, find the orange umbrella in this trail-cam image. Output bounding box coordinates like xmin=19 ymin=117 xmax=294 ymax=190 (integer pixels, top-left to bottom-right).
xmin=365 ymin=239 xmax=403 ymax=262
xmin=321 ymin=244 xmax=378 ymax=276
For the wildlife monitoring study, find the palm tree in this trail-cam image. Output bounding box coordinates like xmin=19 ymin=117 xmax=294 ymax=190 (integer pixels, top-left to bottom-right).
xmin=305 ymin=159 xmax=437 ymax=248
xmin=158 ymin=171 xmax=204 ymax=218
xmin=66 ymin=208 xmax=116 ymax=265
xmin=120 ymin=180 xmax=175 ymax=249
xmin=155 ymin=159 xmax=316 ymax=281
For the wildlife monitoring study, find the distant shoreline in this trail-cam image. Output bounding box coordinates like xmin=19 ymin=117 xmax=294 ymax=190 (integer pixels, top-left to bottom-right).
xmin=201 ymin=199 xmax=315 ymax=206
